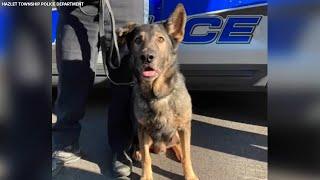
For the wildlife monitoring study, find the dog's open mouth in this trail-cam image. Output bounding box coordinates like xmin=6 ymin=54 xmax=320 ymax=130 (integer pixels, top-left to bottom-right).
xmin=142 ymin=66 xmax=158 ymax=78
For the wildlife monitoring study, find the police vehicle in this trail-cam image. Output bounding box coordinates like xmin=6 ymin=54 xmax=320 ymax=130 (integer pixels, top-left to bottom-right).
xmin=52 ymin=0 xmax=267 ymax=91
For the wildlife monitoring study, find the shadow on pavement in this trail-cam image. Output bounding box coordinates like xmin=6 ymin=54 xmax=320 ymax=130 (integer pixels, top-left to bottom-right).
xmin=191 ymin=120 xmax=267 ymax=162
xmin=53 ymin=166 xmax=105 ymax=180
xmin=190 ymin=91 xmax=267 ymax=127
xmin=131 ymin=163 xmax=184 ymax=180
xmin=78 ymin=100 xmax=113 ymax=179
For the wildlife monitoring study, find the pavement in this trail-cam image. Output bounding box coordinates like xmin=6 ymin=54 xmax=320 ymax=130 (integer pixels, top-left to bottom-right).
xmin=52 ymin=89 xmax=267 ymax=180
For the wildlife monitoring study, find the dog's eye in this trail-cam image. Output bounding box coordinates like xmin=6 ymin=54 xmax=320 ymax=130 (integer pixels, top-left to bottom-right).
xmin=134 ymin=37 xmax=142 ymax=44
xmin=158 ymin=36 xmax=165 ymax=43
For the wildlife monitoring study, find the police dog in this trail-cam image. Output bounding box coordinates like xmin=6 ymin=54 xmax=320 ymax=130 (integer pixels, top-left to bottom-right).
xmin=117 ymin=4 xmax=198 ymax=180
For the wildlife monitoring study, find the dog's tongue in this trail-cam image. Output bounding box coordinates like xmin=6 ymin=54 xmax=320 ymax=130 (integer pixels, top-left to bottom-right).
xmin=142 ymin=70 xmax=157 ymax=77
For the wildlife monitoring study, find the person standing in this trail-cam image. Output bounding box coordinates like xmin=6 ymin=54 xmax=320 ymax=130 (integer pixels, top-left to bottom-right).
xmin=51 ymin=0 xmax=145 ymax=178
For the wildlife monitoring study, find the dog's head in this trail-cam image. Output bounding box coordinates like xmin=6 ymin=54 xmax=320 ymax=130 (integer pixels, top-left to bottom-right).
xmin=117 ymin=4 xmax=187 ymax=82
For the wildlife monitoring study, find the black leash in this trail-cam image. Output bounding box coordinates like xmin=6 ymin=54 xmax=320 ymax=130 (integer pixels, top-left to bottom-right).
xmin=99 ymin=0 xmax=135 ymax=86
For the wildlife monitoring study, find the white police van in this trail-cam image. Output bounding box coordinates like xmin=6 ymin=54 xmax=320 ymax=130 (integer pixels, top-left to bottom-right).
xmin=52 ymin=0 xmax=267 ymax=91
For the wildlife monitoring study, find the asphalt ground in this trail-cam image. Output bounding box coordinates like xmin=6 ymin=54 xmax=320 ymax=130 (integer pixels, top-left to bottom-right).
xmin=52 ymin=88 xmax=267 ymax=180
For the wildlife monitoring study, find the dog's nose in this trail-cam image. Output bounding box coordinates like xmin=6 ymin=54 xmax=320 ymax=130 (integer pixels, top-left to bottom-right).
xmin=140 ymin=54 xmax=154 ymax=63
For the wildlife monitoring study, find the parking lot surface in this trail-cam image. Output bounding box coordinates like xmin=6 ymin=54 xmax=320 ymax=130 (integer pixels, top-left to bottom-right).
xmin=52 ymin=89 xmax=267 ymax=180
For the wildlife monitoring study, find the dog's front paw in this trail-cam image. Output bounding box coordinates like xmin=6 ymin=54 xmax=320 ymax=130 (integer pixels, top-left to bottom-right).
xmin=140 ymin=176 xmax=153 ymax=180
xmin=132 ymin=150 xmax=142 ymax=162
xmin=185 ymin=175 xmax=199 ymax=180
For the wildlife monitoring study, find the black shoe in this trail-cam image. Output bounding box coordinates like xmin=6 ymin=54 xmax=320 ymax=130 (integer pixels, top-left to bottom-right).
xmin=111 ymin=151 xmax=132 ymax=178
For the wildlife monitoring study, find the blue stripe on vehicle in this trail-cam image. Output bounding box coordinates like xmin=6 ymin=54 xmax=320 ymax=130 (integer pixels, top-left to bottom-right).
xmin=151 ymin=0 xmax=267 ymax=21
xmin=0 ymin=8 xmax=12 ymax=57
xmin=149 ymin=0 xmax=162 ymax=23
xmin=52 ymin=10 xmax=59 ymax=44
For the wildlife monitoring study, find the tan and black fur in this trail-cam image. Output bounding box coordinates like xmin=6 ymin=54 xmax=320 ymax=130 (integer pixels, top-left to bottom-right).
xmin=117 ymin=4 xmax=198 ymax=180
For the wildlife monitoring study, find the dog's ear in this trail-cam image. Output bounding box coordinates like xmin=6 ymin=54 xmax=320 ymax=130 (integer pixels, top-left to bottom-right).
xmin=164 ymin=3 xmax=187 ymax=43
xmin=116 ymin=22 xmax=137 ymax=47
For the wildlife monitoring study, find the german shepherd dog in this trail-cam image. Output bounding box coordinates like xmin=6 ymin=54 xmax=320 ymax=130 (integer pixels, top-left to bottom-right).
xmin=117 ymin=4 xmax=198 ymax=180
